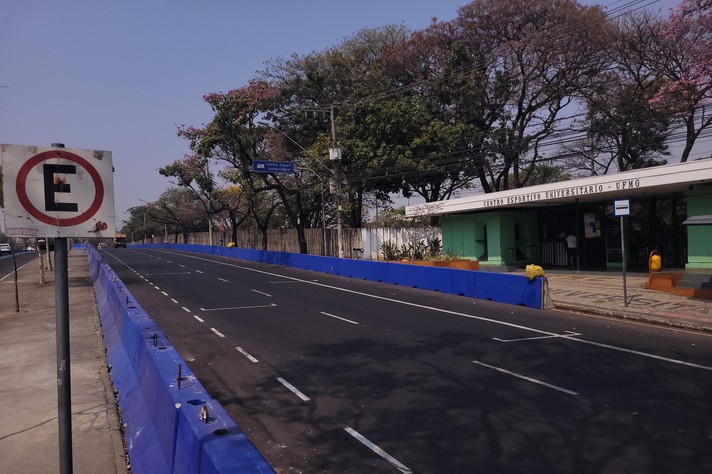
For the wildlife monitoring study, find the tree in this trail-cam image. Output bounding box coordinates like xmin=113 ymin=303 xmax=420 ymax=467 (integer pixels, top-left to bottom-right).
xmin=213 ymin=184 xmax=251 ymax=245
xmin=160 ymin=154 xmax=252 ymax=245
xmin=586 ymin=79 xmax=670 ymax=171
xmin=178 ymin=81 xmax=324 ymax=254
xmin=150 ymin=188 xmax=210 ymax=243
xmin=650 ymin=0 xmax=712 ymax=162
xmin=261 ymin=26 xmax=411 ymax=228
xmin=452 ymin=0 xmax=611 ymax=191
xmin=575 ymin=10 xmax=671 ymax=172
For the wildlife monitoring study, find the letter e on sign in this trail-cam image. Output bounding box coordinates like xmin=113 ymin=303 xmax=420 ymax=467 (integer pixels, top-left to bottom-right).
xmin=1 ymin=144 xmax=116 ymax=238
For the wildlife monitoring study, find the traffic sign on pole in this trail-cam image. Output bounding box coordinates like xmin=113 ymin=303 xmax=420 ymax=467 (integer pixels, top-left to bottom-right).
xmin=614 ymin=199 xmax=630 ymax=307
xmin=1 ymin=144 xmax=115 ymax=237
xmin=252 ymin=160 xmax=295 ymax=174
xmin=614 ymin=199 xmax=630 ymax=217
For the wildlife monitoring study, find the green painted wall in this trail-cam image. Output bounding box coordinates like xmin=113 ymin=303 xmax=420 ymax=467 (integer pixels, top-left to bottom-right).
xmin=442 ymin=210 xmax=539 ymax=266
xmin=686 ymin=185 xmax=712 ymax=269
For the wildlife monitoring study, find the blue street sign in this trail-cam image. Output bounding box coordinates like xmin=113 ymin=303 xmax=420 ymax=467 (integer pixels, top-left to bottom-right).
xmin=252 ymin=160 xmax=295 ymax=174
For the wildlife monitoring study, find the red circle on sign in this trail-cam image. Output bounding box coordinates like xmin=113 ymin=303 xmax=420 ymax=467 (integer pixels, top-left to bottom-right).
xmin=15 ymin=150 xmax=105 ymax=227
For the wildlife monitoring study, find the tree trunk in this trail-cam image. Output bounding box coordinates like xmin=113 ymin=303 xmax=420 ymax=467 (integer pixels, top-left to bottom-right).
xmin=260 ymin=228 xmax=268 ymax=250
xmin=296 ymin=224 xmax=308 ymax=254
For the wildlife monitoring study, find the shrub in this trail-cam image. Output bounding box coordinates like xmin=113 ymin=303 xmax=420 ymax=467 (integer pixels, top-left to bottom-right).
xmin=380 ymin=241 xmax=402 ymax=261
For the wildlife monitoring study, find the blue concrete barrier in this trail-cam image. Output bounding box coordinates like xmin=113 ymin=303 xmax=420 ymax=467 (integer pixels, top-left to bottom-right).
xmin=131 ymin=243 xmax=544 ymax=309
xmin=86 ymin=246 xmax=274 ymax=474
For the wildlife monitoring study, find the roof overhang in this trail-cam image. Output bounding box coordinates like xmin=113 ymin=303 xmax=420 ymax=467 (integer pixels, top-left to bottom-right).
xmin=682 ymin=215 xmax=712 ymax=225
xmin=406 ymin=159 xmax=712 ymax=217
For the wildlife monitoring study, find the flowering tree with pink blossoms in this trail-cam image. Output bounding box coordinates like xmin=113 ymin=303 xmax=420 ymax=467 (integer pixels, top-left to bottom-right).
xmin=651 ymin=0 xmax=712 ymax=162
xmin=172 ymin=81 xmax=326 ymax=254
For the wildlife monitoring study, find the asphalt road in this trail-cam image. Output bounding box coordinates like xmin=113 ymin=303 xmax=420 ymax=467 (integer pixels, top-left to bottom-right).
xmin=100 ymin=248 xmax=712 ymax=474
xmin=0 ymin=250 xmax=42 ymax=282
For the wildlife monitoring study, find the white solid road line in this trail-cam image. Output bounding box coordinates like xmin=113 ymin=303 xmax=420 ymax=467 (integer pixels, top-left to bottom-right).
xmin=320 ymin=311 xmax=359 ymax=325
xmin=343 ymin=426 xmax=412 ymax=474
xmin=277 ymin=377 xmax=311 ymax=402
xmin=473 ymin=360 xmax=578 ymax=396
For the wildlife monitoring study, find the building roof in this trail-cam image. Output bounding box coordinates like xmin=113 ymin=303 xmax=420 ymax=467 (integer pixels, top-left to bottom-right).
xmin=406 ymin=158 xmax=712 ymax=217
xmin=682 ymin=215 xmax=712 ymax=225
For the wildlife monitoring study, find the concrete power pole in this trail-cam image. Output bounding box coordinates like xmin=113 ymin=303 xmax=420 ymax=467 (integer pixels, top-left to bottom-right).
xmin=329 ymin=105 xmax=344 ymax=258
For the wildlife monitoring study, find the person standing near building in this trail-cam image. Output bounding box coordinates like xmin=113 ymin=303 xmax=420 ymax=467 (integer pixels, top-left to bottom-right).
xmin=565 ymin=233 xmax=577 ymax=269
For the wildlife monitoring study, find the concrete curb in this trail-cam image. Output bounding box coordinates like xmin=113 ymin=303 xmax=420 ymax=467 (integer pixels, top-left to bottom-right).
xmin=553 ymin=302 xmax=712 ymax=333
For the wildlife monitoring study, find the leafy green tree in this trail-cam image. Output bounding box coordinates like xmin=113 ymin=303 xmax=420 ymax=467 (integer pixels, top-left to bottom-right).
xmin=178 ymin=81 xmax=324 ymax=254
xmin=261 ymin=26 xmax=410 ymax=228
xmin=525 ymin=165 xmax=571 ymax=186
xmin=122 ymin=204 xmax=171 ymax=243
xmin=160 ymin=154 xmax=252 ymax=245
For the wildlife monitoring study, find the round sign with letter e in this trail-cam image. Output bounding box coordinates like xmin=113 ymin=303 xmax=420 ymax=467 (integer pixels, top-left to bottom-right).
xmin=1 ymin=144 xmax=116 ymax=238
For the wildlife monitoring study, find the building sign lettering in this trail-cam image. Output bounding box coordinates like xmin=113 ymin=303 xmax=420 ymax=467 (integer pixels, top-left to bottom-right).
xmin=482 ymin=180 xmax=641 ymax=208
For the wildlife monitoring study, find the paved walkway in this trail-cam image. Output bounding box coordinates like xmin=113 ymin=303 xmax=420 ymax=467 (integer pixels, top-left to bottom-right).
xmin=0 ymin=250 xmax=128 ymax=474
xmin=541 ymin=269 xmax=712 ymax=332
xmin=1 ymin=251 xmax=710 ymax=473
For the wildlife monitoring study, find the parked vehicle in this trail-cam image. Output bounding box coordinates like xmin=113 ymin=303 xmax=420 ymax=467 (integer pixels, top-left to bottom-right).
xmin=114 ymin=233 xmax=127 ymax=248
xmin=37 ymin=238 xmax=54 ymax=251
xmin=0 ymin=243 xmax=12 ymax=256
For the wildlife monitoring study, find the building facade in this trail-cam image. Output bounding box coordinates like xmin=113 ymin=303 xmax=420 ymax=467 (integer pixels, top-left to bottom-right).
xmin=406 ymin=159 xmax=712 ymax=271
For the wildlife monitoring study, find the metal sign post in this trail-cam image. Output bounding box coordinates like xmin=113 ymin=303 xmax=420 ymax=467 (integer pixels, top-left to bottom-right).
xmin=614 ymin=199 xmax=630 ymax=307
xmin=55 ymin=236 xmax=72 ymax=474
xmin=1 ymin=143 xmax=115 ymax=474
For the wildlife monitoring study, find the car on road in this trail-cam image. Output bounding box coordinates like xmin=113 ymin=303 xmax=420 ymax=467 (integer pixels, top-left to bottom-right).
xmin=0 ymin=243 xmax=12 ymax=256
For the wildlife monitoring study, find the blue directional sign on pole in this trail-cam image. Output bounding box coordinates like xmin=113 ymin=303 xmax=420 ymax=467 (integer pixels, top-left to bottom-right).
xmin=252 ymin=160 xmax=295 ymax=174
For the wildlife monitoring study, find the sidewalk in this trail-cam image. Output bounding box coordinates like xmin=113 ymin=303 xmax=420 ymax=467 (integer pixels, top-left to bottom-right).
xmin=541 ymin=269 xmax=712 ymax=332
xmin=0 ymin=250 xmax=128 ymax=474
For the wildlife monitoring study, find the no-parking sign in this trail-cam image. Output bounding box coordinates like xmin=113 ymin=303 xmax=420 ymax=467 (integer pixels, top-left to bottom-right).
xmin=1 ymin=144 xmax=116 ymax=237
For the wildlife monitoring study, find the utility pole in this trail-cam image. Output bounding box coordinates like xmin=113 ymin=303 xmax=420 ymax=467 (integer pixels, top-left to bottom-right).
xmin=329 ymin=104 xmax=344 ymax=259
xmin=205 ymin=159 xmax=213 ymax=246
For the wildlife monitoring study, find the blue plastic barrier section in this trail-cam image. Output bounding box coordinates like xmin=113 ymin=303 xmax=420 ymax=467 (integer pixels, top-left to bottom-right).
xmin=86 ymin=246 xmax=275 ymax=474
xmin=132 ymin=243 xmax=544 ymax=309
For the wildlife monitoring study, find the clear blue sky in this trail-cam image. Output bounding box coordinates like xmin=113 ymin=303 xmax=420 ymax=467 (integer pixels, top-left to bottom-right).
xmin=0 ymin=0 xmax=684 ymax=227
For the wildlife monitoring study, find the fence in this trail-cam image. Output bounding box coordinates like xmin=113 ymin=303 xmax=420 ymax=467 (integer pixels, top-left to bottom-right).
xmin=144 ymin=227 xmax=442 ymax=260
